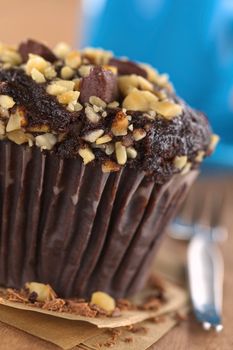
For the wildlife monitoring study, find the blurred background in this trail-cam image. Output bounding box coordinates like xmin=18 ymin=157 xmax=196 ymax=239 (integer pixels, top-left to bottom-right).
xmin=1 ymin=0 xmax=232 ymax=169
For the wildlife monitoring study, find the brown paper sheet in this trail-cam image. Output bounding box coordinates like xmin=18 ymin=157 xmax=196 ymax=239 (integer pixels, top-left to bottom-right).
xmin=0 ymin=280 xmax=189 ymax=349
xmin=0 ymin=281 xmax=188 ymax=328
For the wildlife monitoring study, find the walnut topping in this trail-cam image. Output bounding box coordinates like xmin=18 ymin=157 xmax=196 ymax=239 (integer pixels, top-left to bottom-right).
xmin=83 ymin=47 xmax=113 ymax=65
xmin=123 ymin=88 xmax=182 ymax=117
xmin=46 ymin=79 xmax=75 ymax=96
xmin=208 ymin=134 xmax=219 ymax=152
xmin=195 ymin=150 xmax=205 ymax=163
xmin=0 ymin=44 xmax=22 ymax=65
xmin=133 ymin=128 xmax=146 ymax=141
xmin=115 ymin=141 xmax=127 ymax=165
xmin=96 ymin=134 xmax=112 ymax=145
xmin=123 ymin=88 xmax=158 ymax=111
xmin=141 ymin=63 xmax=173 ymax=91
xmin=126 ymin=147 xmax=137 ymax=159
xmin=0 ymin=95 xmax=15 ymax=109
xmin=25 ymin=53 xmax=50 ymax=75
xmin=181 ymin=162 xmax=192 ymax=175
xmin=91 ymin=291 xmax=116 ymax=313
xmin=65 ymin=50 xmax=82 ymax=69
xmin=118 ymin=74 xmax=154 ymax=95
xmin=25 ymin=282 xmax=57 ymax=302
xmin=57 ymin=91 xmax=80 ymax=105
xmin=78 ymin=65 xmax=92 ymax=77
xmin=105 ymin=143 xmax=115 ymax=155
xmin=173 ymin=155 xmax=187 ymax=170
xmin=82 ymin=129 xmax=104 ymax=143
xmin=61 ymin=66 xmax=74 ymax=79
xmin=35 ymin=133 xmax=57 ymax=150
xmin=6 ymin=114 xmax=21 ymax=132
xmin=89 ymin=96 xmax=107 ymax=109
xmin=53 ymin=42 xmax=71 ymax=59
xmin=7 ymin=130 xmax=34 ymax=145
xmin=151 ymin=100 xmax=183 ymax=119
xmin=44 ymin=66 xmax=57 ymax=80
xmin=31 ymin=67 xmax=46 ymax=83
xmin=85 ymin=105 xmax=100 ymax=123
xmin=108 ymin=101 xmax=119 ymax=108
xmin=78 ymin=146 xmax=95 ymax=164
xmin=111 ymin=111 xmax=129 ymax=136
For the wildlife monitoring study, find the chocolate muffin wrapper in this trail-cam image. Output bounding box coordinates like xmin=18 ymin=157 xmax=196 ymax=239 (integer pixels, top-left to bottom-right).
xmin=0 ymin=141 xmax=198 ymax=298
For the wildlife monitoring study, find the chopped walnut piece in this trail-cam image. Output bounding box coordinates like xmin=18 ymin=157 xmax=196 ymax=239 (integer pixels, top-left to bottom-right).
xmin=173 ymin=155 xmax=187 ymax=170
xmin=25 ymin=282 xmax=57 ymax=302
xmin=181 ymin=162 xmax=192 ymax=175
xmin=6 ymin=113 xmax=21 ymax=132
xmin=133 ymin=128 xmax=146 ymax=141
xmin=91 ymin=291 xmax=116 ymax=312
xmin=208 ymin=134 xmax=219 ymax=153
xmin=111 ymin=111 xmax=129 ymax=136
xmin=141 ymin=63 xmax=173 ymax=91
xmin=44 ymin=66 xmax=57 ymax=80
xmin=78 ymin=146 xmax=95 ymax=164
xmin=126 ymin=147 xmax=137 ymax=159
xmin=35 ymin=133 xmax=57 ymax=150
xmin=118 ymin=74 xmax=154 ymax=95
xmin=31 ymin=67 xmax=46 ymax=83
xmin=53 ymin=42 xmax=71 ymax=59
xmin=25 ymin=53 xmax=50 ymax=75
xmin=96 ymin=134 xmax=112 ymax=145
xmin=108 ymin=101 xmax=119 ymax=109
xmin=102 ymin=160 xmax=120 ymax=172
xmin=78 ymin=65 xmax=92 ymax=77
xmin=7 ymin=130 xmax=33 ymax=145
xmin=0 ymin=44 xmax=22 ymax=65
xmin=89 ymin=96 xmax=107 ymax=109
xmin=0 ymin=95 xmax=15 ymax=109
xmin=46 ymin=80 xmax=75 ymax=96
xmin=83 ymin=47 xmax=113 ymax=65
xmin=123 ymin=88 xmax=158 ymax=112
xmin=85 ymin=105 xmax=100 ymax=123
xmin=65 ymin=50 xmax=82 ymax=69
xmin=57 ymin=91 xmax=80 ymax=105
xmin=195 ymin=150 xmax=205 ymax=163
xmin=115 ymin=141 xmax=127 ymax=165
xmin=61 ymin=66 xmax=74 ymax=79
xmin=152 ymin=100 xmax=183 ymax=119
xmin=82 ymin=129 xmax=104 ymax=143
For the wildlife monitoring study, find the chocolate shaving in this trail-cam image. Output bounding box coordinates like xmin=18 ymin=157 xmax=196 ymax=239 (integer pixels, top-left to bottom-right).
xmin=109 ymin=58 xmax=147 ymax=78
xmin=79 ymin=66 xmax=118 ymax=104
xmin=18 ymin=39 xmax=57 ymax=63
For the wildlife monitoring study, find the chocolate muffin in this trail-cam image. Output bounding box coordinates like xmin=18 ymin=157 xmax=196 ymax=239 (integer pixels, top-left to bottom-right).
xmin=0 ymin=40 xmax=218 ymax=298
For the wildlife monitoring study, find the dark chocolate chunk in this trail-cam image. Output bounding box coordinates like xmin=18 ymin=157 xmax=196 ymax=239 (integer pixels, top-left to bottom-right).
xmin=18 ymin=39 xmax=57 ymax=63
xmin=109 ymin=58 xmax=147 ymax=78
xmin=79 ymin=66 xmax=118 ymax=104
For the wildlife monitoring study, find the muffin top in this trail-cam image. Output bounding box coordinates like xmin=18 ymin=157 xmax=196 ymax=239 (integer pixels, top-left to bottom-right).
xmin=0 ymin=39 xmax=218 ymax=184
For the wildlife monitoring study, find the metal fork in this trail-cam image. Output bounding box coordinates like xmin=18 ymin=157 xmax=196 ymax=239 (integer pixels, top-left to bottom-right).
xmin=169 ymin=184 xmax=227 ymax=332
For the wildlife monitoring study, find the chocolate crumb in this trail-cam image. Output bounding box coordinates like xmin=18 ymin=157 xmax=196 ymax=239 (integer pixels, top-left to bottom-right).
xmin=129 ymin=324 xmax=148 ymax=334
xmin=28 ymin=291 xmax=38 ymax=303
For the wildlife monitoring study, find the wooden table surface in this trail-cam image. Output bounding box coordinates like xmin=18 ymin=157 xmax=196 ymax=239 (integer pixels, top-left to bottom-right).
xmin=0 ymin=175 xmax=233 ymax=350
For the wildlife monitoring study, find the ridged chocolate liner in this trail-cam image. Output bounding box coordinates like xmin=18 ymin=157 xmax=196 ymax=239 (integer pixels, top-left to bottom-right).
xmin=0 ymin=141 xmax=198 ymax=298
